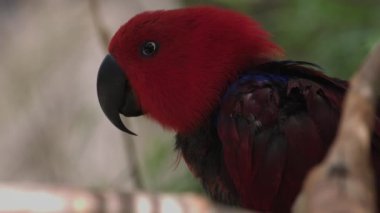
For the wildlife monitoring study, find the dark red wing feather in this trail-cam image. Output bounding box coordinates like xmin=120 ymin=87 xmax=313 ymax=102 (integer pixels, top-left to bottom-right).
xmin=177 ymin=61 xmax=380 ymax=212
xmin=217 ymin=61 xmax=347 ymax=212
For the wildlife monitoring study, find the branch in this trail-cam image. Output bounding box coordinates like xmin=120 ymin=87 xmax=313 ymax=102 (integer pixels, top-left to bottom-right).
xmin=88 ymin=0 xmax=110 ymax=50
xmin=0 ymin=183 xmax=250 ymax=213
xmin=293 ymin=44 xmax=380 ymax=213
xmin=88 ymin=0 xmax=144 ymax=190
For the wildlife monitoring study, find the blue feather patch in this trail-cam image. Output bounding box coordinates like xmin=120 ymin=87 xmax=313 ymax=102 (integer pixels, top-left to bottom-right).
xmin=223 ymin=72 xmax=289 ymax=100
xmin=212 ymin=72 xmax=289 ymax=127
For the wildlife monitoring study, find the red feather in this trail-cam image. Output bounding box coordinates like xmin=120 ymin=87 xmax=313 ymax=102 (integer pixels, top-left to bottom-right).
xmin=109 ymin=7 xmax=282 ymax=133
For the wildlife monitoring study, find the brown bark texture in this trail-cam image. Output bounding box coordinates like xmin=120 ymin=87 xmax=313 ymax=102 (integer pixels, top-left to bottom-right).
xmin=293 ymin=44 xmax=380 ymax=213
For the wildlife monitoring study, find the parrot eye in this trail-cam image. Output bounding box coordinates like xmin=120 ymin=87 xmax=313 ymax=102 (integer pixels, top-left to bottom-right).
xmin=141 ymin=41 xmax=158 ymax=57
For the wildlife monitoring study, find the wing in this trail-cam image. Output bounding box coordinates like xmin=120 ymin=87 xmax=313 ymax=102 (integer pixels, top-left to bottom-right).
xmin=217 ymin=61 xmax=347 ymax=211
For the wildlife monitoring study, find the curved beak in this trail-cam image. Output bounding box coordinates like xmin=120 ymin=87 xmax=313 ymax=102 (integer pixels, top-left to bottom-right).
xmin=97 ymin=54 xmax=143 ymax=135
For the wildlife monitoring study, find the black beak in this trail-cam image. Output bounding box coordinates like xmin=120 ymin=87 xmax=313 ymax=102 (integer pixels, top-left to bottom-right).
xmin=97 ymin=54 xmax=143 ymax=135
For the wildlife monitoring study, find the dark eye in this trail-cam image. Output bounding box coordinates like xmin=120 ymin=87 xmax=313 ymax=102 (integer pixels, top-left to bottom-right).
xmin=141 ymin=41 xmax=158 ymax=57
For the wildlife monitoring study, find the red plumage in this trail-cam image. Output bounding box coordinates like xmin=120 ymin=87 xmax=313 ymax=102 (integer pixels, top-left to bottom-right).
xmin=102 ymin=6 xmax=380 ymax=212
xmin=216 ymin=63 xmax=349 ymax=211
xmin=109 ymin=7 xmax=282 ymax=133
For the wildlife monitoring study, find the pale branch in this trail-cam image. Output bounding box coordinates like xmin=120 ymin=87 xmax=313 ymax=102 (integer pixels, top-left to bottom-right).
xmin=123 ymin=132 xmax=145 ymax=190
xmin=0 ymin=183 xmax=250 ymax=213
xmin=88 ymin=0 xmax=110 ymax=50
xmin=88 ymin=0 xmax=144 ymax=190
xmin=293 ymin=44 xmax=380 ymax=213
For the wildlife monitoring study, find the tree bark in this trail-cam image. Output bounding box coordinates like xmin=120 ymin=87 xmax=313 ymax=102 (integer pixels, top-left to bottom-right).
xmin=293 ymin=44 xmax=380 ymax=213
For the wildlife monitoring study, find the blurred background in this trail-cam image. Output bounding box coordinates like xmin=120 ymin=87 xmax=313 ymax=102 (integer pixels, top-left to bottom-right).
xmin=0 ymin=0 xmax=378 ymax=195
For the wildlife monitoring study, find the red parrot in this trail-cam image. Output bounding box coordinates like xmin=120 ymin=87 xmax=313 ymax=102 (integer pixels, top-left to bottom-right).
xmin=96 ymin=7 xmax=380 ymax=212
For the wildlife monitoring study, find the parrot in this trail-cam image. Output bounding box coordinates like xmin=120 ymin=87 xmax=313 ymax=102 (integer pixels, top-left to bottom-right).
xmin=96 ymin=6 xmax=380 ymax=212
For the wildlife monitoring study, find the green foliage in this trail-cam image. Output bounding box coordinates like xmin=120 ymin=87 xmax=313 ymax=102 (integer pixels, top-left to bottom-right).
xmin=183 ymin=0 xmax=380 ymax=79
xmin=183 ymin=0 xmax=258 ymax=13
xmin=142 ymin=138 xmax=204 ymax=193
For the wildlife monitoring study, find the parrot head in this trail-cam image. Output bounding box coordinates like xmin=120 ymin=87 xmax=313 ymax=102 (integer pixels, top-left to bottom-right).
xmin=97 ymin=7 xmax=282 ymax=135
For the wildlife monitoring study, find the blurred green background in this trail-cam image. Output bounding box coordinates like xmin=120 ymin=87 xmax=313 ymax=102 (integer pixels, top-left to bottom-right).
xmin=0 ymin=0 xmax=378 ymax=197
xmin=184 ymin=0 xmax=380 ymax=79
